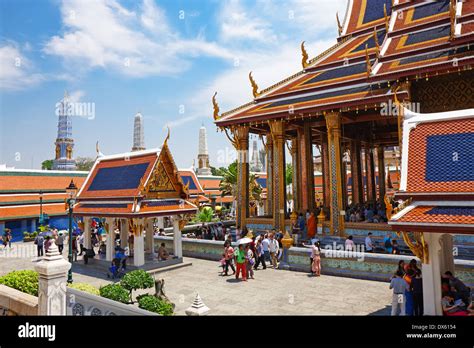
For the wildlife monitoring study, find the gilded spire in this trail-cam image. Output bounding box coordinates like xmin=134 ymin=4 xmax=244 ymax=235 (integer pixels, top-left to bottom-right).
xmin=212 ymin=92 xmax=220 ymax=120
xmin=249 ymin=71 xmax=260 ymax=98
xmin=164 ymin=125 xmax=170 ymax=146
xmin=301 ymin=41 xmax=309 ymax=69
xmin=336 ymin=12 xmax=343 ymax=36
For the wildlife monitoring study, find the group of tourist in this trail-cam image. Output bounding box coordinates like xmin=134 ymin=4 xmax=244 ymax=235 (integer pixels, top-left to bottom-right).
xmin=1 ymin=230 xmax=12 ymax=249
xmin=294 ymin=209 xmax=320 ymax=242
xmin=441 ymin=271 xmax=473 ymax=316
xmin=345 ymin=203 xmax=389 ymax=223
xmin=220 ymin=231 xmax=281 ymax=281
xmin=196 ymin=222 xmax=227 ymax=240
xmin=33 ymin=229 xmax=66 ymax=257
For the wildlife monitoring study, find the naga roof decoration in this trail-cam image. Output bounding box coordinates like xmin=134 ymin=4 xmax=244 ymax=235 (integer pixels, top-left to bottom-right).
xmin=215 ymin=0 xmax=474 ymax=127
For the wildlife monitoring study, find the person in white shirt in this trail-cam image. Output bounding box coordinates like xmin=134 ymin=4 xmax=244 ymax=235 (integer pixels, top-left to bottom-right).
xmin=261 ymin=233 xmax=270 ymax=263
xmin=365 ymin=232 xmax=374 ymax=252
xmin=78 ymin=233 xmax=85 ymax=256
xmin=268 ymin=233 xmax=279 ymax=268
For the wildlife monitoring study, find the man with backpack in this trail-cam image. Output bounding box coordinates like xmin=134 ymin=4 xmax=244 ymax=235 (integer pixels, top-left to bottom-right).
xmin=383 ymin=233 xmax=393 ymax=254
xmin=34 ymin=234 xmax=44 ymax=257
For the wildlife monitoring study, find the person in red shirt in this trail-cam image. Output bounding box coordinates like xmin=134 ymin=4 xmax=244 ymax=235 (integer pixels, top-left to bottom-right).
xmin=223 ymin=240 xmax=235 ymax=276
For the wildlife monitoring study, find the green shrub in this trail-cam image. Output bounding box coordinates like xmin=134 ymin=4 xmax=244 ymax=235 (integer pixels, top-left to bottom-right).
xmin=120 ymin=270 xmax=154 ymax=300
xmin=0 ymin=270 xmax=38 ymax=296
xmin=68 ymin=282 xmax=100 ymax=296
xmin=137 ymin=295 xmax=174 ymax=316
xmin=23 ymin=231 xmax=30 ymax=237
xmin=31 ymin=232 xmax=38 ymax=237
xmin=99 ymin=284 xmax=129 ymax=304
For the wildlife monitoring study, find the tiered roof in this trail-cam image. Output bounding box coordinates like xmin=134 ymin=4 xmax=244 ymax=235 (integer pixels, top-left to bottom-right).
xmin=0 ymin=170 xmax=88 ymax=221
xmin=389 ymin=107 xmax=473 ymax=234
xmin=215 ymin=0 xmax=474 ymax=127
xmin=74 ymin=147 xmax=197 ymax=218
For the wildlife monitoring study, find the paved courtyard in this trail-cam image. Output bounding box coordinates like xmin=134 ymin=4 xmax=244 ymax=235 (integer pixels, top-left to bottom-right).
xmin=0 ymin=242 xmax=392 ymax=315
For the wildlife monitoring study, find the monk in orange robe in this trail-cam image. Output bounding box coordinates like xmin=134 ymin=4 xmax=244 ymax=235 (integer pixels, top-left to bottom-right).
xmin=307 ymin=212 xmax=317 ymax=240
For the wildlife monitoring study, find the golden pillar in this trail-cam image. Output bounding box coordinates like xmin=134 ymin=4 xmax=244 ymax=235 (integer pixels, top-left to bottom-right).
xmin=364 ymin=145 xmax=376 ymax=204
xmin=235 ymin=126 xmax=250 ymax=229
xmin=297 ymin=122 xmax=315 ymax=213
xmin=269 ymin=120 xmax=286 ymax=231
xmin=376 ymin=145 xmax=386 ymax=208
xmin=350 ymin=140 xmax=364 ymax=204
xmin=321 ymin=136 xmax=330 ymax=210
xmin=265 ymin=134 xmax=274 ymax=216
xmin=325 ymin=112 xmax=345 ymax=236
xmin=290 ymin=137 xmax=300 ymax=213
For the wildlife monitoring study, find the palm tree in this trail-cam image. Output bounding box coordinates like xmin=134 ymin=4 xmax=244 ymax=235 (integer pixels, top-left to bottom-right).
xmin=219 ymin=161 xmax=262 ymax=203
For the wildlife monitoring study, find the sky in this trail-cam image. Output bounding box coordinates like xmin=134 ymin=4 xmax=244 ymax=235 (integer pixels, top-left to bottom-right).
xmin=0 ymin=0 xmax=347 ymax=170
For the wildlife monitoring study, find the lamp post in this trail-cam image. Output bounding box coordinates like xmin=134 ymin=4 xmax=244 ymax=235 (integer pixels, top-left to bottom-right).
xmin=66 ymin=179 xmax=78 ymax=283
xmin=39 ymin=190 xmax=44 ymax=226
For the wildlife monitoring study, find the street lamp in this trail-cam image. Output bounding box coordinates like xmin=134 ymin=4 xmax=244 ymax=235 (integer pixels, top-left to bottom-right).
xmin=39 ymin=190 xmax=44 ymax=226
xmin=66 ymin=179 xmax=78 ymax=283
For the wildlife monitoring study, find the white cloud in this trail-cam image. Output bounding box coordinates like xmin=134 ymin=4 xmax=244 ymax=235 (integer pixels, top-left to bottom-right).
xmin=0 ymin=43 xmax=44 ymax=91
xmin=44 ymin=0 xmax=235 ymax=77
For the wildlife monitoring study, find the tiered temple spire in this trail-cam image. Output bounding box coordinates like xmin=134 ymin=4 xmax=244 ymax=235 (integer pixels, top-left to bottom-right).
xmin=132 ymin=112 xmax=145 ymax=152
xmin=52 ymin=91 xmax=76 ymax=170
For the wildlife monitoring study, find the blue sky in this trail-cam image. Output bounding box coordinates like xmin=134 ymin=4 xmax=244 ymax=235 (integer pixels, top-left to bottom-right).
xmin=0 ymin=0 xmax=346 ymax=169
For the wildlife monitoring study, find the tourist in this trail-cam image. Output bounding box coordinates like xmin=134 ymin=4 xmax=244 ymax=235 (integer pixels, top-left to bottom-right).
xmin=441 ymin=293 xmax=469 ymax=316
xmin=34 ymin=233 xmax=45 ymax=257
xmin=408 ymin=259 xmax=420 ymax=274
xmin=397 ymin=260 xmax=406 ymax=275
xmin=234 ymin=244 xmax=247 ymax=281
xmin=365 ymin=232 xmax=374 ymax=252
xmin=391 ymin=239 xmax=400 ymax=254
xmin=78 ymin=233 xmax=85 ymax=256
xmin=223 ymin=240 xmax=235 ymax=276
xmin=390 ymin=270 xmax=409 ymax=316
xmin=245 ymin=244 xmax=255 ymax=279
xmin=311 ymin=241 xmax=321 ymax=276
xmin=71 ymin=234 xmax=78 ymax=261
xmin=297 ymin=213 xmax=306 ymax=240
xmin=307 ymin=212 xmax=317 ymax=242
xmin=383 ymin=233 xmax=393 ymax=254
xmin=443 ymin=271 xmax=471 ymax=306
xmin=305 ymin=209 xmax=310 ymax=221
xmin=268 ymin=233 xmax=279 ymax=268
xmin=276 ymin=234 xmax=283 ymax=261
xmin=410 ymin=270 xmax=423 ymax=316
xmin=5 ymin=230 xmax=12 ymax=248
xmin=56 ymin=232 xmax=64 ymax=254
xmin=98 ymin=241 xmax=106 ymax=256
xmin=262 ymin=233 xmax=270 ymax=263
xmin=44 ymin=236 xmax=52 ymax=253
xmin=254 ymin=236 xmax=266 ymax=270
xmin=345 ymin=235 xmax=355 ymax=251
xmin=158 ymin=243 xmax=170 ymax=261
xmin=158 ymin=228 xmax=165 ymax=236
xmin=403 ymin=268 xmax=415 ymax=316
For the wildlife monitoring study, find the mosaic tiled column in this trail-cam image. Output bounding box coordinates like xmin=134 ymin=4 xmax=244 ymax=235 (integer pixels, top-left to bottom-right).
xmin=325 ymin=112 xmax=344 ymax=236
xmin=350 ymin=140 xmax=364 ymax=204
xmin=364 ymin=145 xmax=376 ymax=204
xmin=297 ymin=122 xmax=315 ymax=213
xmin=269 ymin=120 xmax=286 ymax=231
xmin=265 ymin=134 xmax=274 ymax=216
xmin=290 ymin=137 xmax=300 ymax=213
xmin=120 ymin=218 xmax=128 ymax=248
xmin=235 ymin=126 xmax=249 ymax=229
xmin=376 ymin=145 xmax=386 ymax=208
xmin=105 ymin=218 xmax=115 ymax=262
xmin=83 ymin=217 xmax=91 ymax=249
xmin=321 ymin=136 xmax=330 ymax=210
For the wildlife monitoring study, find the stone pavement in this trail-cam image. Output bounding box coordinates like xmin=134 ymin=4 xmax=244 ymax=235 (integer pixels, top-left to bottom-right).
xmin=0 ymin=242 xmax=392 ymax=315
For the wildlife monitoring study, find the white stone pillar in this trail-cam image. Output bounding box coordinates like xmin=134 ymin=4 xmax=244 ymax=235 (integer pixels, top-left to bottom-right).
xmin=145 ymin=218 xmax=154 ymax=254
xmin=133 ymin=234 xmax=145 ymax=266
xmin=105 ymin=218 xmax=115 ymax=261
xmin=120 ymin=219 xmax=128 ymax=248
xmin=173 ymin=218 xmax=182 ymax=258
xmin=422 ymin=233 xmax=444 ymax=316
xmin=439 ymin=234 xmax=455 ymax=275
xmin=157 ymin=217 xmax=164 ymax=229
xmin=83 ymin=217 xmax=91 ymax=249
xmin=34 ymin=240 xmax=71 ymax=315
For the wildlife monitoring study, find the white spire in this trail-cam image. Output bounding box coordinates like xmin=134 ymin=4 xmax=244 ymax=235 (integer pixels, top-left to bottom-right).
xmin=197 ymin=125 xmax=211 ymax=175
xmin=132 ymin=112 xmax=145 ymax=151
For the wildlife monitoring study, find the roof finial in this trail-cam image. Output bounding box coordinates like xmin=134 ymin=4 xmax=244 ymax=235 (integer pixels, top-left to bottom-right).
xmin=336 ymin=12 xmax=343 ymax=36
xmin=365 ymin=44 xmax=372 ymax=78
xmin=301 ymin=41 xmax=309 ymax=69
xmin=212 ymin=92 xmax=220 ymax=120
xmin=164 ymin=126 xmax=170 ymax=145
xmin=248 ymin=71 xmax=260 ymax=98
xmin=373 ymin=28 xmax=380 ymax=58
xmin=96 ymin=141 xmax=104 ymax=158
xmin=384 ymin=4 xmax=389 ymax=33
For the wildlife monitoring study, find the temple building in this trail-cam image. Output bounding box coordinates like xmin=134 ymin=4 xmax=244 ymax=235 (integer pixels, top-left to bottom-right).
xmin=53 ymin=91 xmax=77 ymax=170
xmin=213 ymin=0 xmax=474 ymax=236
xmin=196 ymin=125 xmax=212 ymax=175
xmin=132 ymin=112 xmax=145 ymax=152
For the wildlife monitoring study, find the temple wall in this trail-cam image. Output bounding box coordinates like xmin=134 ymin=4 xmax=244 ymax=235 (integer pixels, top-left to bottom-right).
xmin=0 ymin=284 xmax=38 ymax=316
